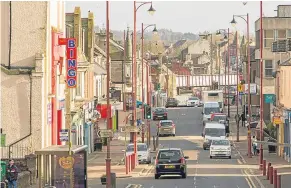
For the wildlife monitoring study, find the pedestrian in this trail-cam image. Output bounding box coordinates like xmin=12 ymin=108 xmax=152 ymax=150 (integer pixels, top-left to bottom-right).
xmin=241 ymin=113 xmax=245 ymax=127
xmin=6 ymin=159 xmax=19 ymax=188
xmin=252 ymin=136 xmax=258 ymax=156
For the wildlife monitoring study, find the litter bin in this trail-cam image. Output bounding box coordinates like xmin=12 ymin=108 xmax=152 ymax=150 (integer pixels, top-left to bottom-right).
xmin=102 ymin=138 xmax=107 ymax=146
xmin=0 ymin=161 xmax=6 ymax=181
xmin=100 ymin=173 xmax=116 ymax=187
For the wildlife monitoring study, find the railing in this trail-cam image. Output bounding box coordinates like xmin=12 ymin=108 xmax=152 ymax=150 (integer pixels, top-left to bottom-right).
xmin=0 ymin=146 xmax=31 ymax=159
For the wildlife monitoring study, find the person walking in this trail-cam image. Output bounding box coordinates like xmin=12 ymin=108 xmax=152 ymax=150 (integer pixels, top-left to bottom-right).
xmin=6 ymin=159 xmax=19 ymax=188
xmin=241 ymin=113 xmax=245 ymax=127
xmin=252 ymin=136 xmax=258 ymax=156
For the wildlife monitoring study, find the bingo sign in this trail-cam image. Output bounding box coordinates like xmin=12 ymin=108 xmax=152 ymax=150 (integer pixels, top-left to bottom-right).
xmin=58 ymin=38 xmax=77 ymax=88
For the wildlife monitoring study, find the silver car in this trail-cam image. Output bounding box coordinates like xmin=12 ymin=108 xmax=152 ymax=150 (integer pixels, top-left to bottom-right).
xmin=157 ymin=120 xmax=176 ymax=137
xmin=123 ymin=143 xmax=151 ymax=164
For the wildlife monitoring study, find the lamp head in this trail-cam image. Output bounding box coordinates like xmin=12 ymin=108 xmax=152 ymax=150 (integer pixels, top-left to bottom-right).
xmin=230 ymin=17 xmax=237 ymax=27
xmin=216 ymin=30 xmax=221 ymax=36
xmin=152 ymin=26 xmax=158 ymax=34
xmin=148 ymin=3 xmax=156 ymax=15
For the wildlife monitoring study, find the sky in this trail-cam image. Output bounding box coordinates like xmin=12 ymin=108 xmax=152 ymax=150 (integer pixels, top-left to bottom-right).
xmin=65 ymin=1 xmax=289 ymax=35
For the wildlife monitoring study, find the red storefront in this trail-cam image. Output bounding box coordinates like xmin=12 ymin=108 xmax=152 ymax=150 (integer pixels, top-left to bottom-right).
xmin=52 ymin=30 xmax=64 ymax=145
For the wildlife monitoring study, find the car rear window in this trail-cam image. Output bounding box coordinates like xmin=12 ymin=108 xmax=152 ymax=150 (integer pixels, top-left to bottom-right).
xmin=189 ymin=97 xmax=198 ymax=100
xmin=158 ymin=150 xmax=181 ymax=159
xmin=155 ymin=108 xmax=165 ymax=112
xmin=213 ymin=116 xmax=227 ymax=122
xmin=161 ymin=122 xmax=173 ymax=126
xmin=212 ymin=140 xmax=230 ymax=146
xmin=167 ymin=98 xmax=175 ymax=101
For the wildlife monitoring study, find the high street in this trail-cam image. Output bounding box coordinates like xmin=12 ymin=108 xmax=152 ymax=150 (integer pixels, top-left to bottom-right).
xmin=116 ymin=106 xmax=262 ymax=188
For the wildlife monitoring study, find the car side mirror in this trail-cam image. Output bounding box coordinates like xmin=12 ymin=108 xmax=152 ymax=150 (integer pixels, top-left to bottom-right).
xmin=201 ymin=112 xmax=204 ymax=115
xmin=184 ymin=156 xmax=189 ymax=159
xmin=153 ymin=156 xmax=156 ymax=159
xmin=201 ymin=133 xmax=204 ymax=137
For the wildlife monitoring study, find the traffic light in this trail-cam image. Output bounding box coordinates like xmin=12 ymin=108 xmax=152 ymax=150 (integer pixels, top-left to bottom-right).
xmin=145 ymin=106 xmax=152 ymax=119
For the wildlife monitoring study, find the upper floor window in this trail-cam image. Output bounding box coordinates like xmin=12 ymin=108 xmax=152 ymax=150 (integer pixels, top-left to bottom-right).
xmin=274 ymin=29 xmax=286 ymax=40
xmin=264 ymin=30 xmax=274 ymax=48
xmin=76 ymin=72 xmax=83 ymax=96
xmin=287 ymin=29 xmax=291 ymax=38
xmin=265 ymin=60 xmax=273 ymax=77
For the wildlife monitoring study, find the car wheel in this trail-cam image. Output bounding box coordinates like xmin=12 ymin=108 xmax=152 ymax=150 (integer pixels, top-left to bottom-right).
xmin=164 ymin=117 xmax=167 ymax=120
xmin=173 ymin=134 xmax=175 ymax=137
xmin=203 ymin=147 xmax=206 ymax=150
xmin=210 ymin=156 xmax=212 ymax=159
xmin=228 ymin=156 xmax=231 ymax=159
xmin=154 ymin=174 xmax=160 ymax=179
xmin=181 ymin=173 xmax=187 ymax=179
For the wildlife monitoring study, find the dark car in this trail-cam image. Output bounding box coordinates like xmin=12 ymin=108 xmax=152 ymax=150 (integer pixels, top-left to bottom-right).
xmin=154 ymin=148 xmax=189 ymax=179
xmin=153 ymin=108 xmax=168 ymax=120
xmin=165 ymin=98 xmax=178 ymax=108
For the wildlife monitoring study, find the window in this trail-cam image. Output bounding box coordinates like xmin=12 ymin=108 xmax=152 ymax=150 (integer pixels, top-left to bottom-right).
xmin=265 ymin=60 xmax=273 ymax=77
xmin=287 ymin=29 xmax=291 ymax=38
xmin=255 ymin=30 xmax=260 ymax=49
xmin=76 ymin=72 xmax=82 ymax=96
xmin=274 ymin=29 xmax=287 ymax=40
xmin=264 ymin=30 xmax=274 ymax=48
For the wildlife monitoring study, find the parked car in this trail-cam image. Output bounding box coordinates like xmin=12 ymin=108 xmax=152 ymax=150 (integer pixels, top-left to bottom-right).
xmin=153 ymin=148 xmax=189 ymax=179
xmin=123 ymin=143 xmax=151 ymax=164
xmin=157 ymin=120 xmax=176 ymax=137
xmin=165 ymin=98 xmax=178 ymax=108
xmin=153 ymin=107 xmax=168 ymax=120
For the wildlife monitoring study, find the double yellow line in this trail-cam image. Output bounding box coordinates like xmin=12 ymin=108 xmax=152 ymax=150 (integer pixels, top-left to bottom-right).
xmin=238 ymin=159 xmax=256 ymax=188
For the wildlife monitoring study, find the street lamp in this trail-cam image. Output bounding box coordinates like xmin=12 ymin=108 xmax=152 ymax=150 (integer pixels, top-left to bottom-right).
xmin=231 ymin=13 xmax=252 ymax=159
xmin=141 ymin=23 xmax=157 ymax=144
xmin=133 ymin=0 xmax=155 ymax=169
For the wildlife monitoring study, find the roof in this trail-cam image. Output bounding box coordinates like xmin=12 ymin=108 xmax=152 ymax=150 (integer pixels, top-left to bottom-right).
xmin=160 ymin=120 xmax=173 ymax=123
xmin=205 ymin=122 xmax=225 ymax=129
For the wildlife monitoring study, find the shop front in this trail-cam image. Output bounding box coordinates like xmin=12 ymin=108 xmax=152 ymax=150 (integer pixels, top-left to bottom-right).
xmin=283 ymin=110 xmax=291 ymax=161
xmin=83 ymin=101 xmax=96 ymax=154
xmin=71 ymin=111 xmax=84 ymax=146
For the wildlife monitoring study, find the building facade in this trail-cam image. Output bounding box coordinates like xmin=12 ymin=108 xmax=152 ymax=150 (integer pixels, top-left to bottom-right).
xmin=0 ymin=1 xmax=66 ymax=157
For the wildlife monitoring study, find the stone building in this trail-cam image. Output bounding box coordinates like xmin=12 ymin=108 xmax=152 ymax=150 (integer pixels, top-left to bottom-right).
xmin=1 ymin=1 xmax=66 ymax=157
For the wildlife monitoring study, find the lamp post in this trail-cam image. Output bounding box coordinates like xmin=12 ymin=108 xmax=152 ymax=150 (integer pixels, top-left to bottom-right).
xmin=259 ymin=0 xmax=263 ymax=170
xmin=105 ymin=1 xmax=111 ymax=188
xmin=216 ymin=29 xmax=234 ymax=119
xmin=231 ymin=13 xmax=251 ymax=158
xmin=133 ymin=0 xmax=155 ymax=167
xmin=141 ymin=23 xmax=157 ymax=144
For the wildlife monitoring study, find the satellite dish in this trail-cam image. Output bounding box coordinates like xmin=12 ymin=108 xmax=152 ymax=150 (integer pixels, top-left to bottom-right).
xmin=243 ymin=2 xmax=247 ymax=5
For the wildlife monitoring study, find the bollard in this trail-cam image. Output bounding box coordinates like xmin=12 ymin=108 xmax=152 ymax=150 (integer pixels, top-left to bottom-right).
xmin=277 ymin=175 xmax=281 ymax=188
xmin=269 ymin=166 xmax=273 ymax=184
xmin=267 ymin=162 xmax=271 ymax=180
xmin=131 ymin=154 xmax=134 ymax=171
xmin=273 ymin=169 xmax=277 ymax=188
xmin=156 ymin=135 xmax=159 ymax=148
xmin=126 ymin=156 xmax=129 ymax=174
xmin=128 ymin=155 xmax=131 ymax=172
xmin=263 ymin=160 xmax=266 ymax=176
xmin=153 ymin=136 xmax=156 ymax=151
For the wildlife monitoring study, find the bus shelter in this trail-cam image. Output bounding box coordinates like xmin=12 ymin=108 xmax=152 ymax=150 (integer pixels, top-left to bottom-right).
xmin=35 ymin=145 xmax=88 ymax=188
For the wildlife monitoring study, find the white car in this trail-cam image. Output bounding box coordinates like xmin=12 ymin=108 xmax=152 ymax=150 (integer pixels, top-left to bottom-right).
xmin=123 ymin=143 xmax=151 ymax=164
xmin=186 ymin=97 xmax=200 ymax=107
xmin=209 ymin=139 xmax=232 ymax=159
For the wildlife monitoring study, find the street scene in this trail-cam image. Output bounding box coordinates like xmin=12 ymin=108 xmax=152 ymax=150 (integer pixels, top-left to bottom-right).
xmin=1 ymin=1 xmax=291 ymax=188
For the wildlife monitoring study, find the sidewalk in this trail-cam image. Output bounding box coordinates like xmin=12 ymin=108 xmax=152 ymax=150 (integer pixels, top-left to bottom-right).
xmin=228 ymin=107 xmax=291 ymax=188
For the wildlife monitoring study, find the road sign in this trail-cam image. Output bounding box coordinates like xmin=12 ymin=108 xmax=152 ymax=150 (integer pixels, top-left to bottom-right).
xmin=59 ymin=129 xmax=69 ymax=142
xmin=238 ymin=83 xmax=243 ymax=92
xmin=123 ymin=126 xmax=139 ymax=133
xmin=99 ymin=129 xmax=113 ymax=138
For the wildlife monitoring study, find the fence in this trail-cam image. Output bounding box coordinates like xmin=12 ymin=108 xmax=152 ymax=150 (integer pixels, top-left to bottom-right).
xmin=0 ymin=146 xmax=31 ymax=159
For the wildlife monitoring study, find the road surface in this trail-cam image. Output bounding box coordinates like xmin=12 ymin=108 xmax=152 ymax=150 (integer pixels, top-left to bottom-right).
xmin=116 ymin=106 xmax=262 ymax=188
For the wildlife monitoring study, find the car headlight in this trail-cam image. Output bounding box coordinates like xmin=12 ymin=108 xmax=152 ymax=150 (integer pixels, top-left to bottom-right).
xmin=210 ymin=147 xmax=215 ymax=150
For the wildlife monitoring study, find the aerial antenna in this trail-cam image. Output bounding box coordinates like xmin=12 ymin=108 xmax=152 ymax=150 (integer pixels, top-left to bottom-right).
xmin=242 ymin=2 xmax=247 ymax=5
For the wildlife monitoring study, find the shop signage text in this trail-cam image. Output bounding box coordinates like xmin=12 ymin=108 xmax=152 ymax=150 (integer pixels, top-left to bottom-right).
xmin=58 ymin=38 xmax=77 ymax=88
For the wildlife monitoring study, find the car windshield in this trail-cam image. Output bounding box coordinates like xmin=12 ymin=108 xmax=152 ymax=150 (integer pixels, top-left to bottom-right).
xmin=212 ymin=140 xmax=230 ymax=146
xmin=205 ymin=107 xmax=220 ymax=115
xmin=158 ymin=150 xmax=181 ymax=159
xmin=205 ymin=128 xmax=225 ymax=137
xmin=213 ymin=116 xmax=227 ymax=122
xmin=126 ymin=144 xmax=147 ymax=152
xmin=155 ymin=108 xmax=165 ymax=112
xmin=161 ymin=122 xmax=173 ymax=126
xmin=189 ymin=97 xmax=198 ymax=100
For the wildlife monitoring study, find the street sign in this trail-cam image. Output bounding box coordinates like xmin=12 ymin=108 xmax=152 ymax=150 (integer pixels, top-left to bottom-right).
xmin=99 ymin=129 xmax=113 ymax=138
xmin=238 ymin=83 xmax=243 ymax=92
xmin=59 ymin=129 xmax=69 ymax=142
xmin=124 ymin=126 xmax=139 ymax=133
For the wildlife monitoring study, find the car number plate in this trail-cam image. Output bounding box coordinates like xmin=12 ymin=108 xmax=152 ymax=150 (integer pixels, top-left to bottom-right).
xmin=163 ymin=129 xmax=170 ymax=131
xmin=165 ymin=165 xmax=175 ymax=169
xmin=158 ymin=116 xmax=163 ymax=117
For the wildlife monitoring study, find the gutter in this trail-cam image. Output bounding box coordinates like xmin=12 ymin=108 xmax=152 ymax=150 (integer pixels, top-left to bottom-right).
xmin=9 ymin=72 xmax=33 ymax=158
xmin=8 ymin=1 xmax=12 ymax=69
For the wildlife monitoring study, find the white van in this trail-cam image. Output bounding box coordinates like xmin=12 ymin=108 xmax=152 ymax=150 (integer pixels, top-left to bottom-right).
xmin=202 ymin=122 xmax=226 ymax=150
xmin=202 ymin=102 xmax=220 ymax=122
